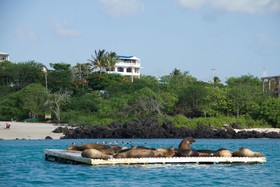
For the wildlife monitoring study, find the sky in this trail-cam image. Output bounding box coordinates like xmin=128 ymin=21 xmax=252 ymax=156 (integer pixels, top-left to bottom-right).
xmin=0 ymin=0 xmax=279 ymax=83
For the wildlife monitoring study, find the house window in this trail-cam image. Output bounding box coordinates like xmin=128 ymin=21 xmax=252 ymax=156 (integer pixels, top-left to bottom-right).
xmin=127 ymin=67 xmax=132 ymax=72
xmin=117 ymin=67 xmax=124 ymax=72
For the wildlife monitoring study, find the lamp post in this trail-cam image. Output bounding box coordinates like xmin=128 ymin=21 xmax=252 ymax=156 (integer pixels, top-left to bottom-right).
xmin=211 ymin=68 xmax=216 ymax=83
xmin=42 ymin=66 xmax=48 ymax=90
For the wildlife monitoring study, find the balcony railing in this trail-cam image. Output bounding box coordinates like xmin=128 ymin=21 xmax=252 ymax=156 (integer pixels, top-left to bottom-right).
xmin=115 ymin=62 xmax=141 ymax=67
xmin=108 ymin=71 xmax=140 ymax=76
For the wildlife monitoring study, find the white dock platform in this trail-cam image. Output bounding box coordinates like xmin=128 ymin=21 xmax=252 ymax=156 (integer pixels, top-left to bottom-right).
xmin=44 ymin=149 xmax=266 ymax=165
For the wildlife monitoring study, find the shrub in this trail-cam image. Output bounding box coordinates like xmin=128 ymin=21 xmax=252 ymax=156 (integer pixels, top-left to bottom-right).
xmin=166 ymin=115 xmax=271 ymax=129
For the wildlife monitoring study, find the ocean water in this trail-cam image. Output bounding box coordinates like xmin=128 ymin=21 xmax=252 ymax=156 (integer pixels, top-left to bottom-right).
xmin=0 ymin=138 xmax=279 ymax=187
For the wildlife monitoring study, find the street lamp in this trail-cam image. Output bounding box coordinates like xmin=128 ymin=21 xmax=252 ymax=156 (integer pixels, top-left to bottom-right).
xmin=42 ymin=66 xmax=48 ymax=90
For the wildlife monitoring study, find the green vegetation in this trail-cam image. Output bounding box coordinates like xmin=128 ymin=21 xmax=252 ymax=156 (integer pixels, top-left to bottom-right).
xmin=0 ymin=50 xmax=279 ymax=128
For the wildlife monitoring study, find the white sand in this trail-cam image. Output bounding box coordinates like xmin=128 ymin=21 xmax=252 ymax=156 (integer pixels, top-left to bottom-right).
xmin=0 ymin=121 xmax=64 ymax=140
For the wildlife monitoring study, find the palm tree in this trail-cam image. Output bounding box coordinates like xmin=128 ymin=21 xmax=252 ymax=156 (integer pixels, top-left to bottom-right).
xmin=105 ymin=52 xmax=119 ymax=72
xmin=88 ymin=49 xmax=107 ymax=74
xmin=171 ymin=68 xmax=182 ymax=76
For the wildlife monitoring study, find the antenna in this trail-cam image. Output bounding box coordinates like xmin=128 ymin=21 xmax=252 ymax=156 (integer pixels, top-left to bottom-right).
xmin=157 ymin=68 xmax=161 ymax=81
xmin=262 ymin=66 xmax=267 ymax=77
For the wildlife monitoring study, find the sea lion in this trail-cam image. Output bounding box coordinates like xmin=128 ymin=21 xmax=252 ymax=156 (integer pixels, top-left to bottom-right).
xmin=197 ymin=148 xmax=232 ymax=157
xmin=215 ymin=149 xmax=232 ymax=157
xmin=177 ymin=137 xmax=199 ymax=157
xmin=178 ymin=137 xmax=196 ymax=150
xmin=113 ymin=148 xmax=156 ymax=158
xmin=67 ymin=143 xmax=126 ymax=155
xmin=154 ymin=147 xmax=176 ymax=157
xmin=196 ymin=149 xmax=218 ymax=157
xmin=178 ymin=149 xmax=199 ymax=157
xmin=232 ymin=148 xmax=264 ymax=157
xmin=81 ymin=149 xmax=111 ymax=160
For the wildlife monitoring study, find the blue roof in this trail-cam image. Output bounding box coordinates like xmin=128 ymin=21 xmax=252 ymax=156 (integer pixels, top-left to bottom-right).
xmin=116 ymin=55 xmax=134 ymax=59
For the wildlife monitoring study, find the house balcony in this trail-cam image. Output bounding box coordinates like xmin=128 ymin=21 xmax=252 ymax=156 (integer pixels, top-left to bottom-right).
xmin=115 ymin=62 xmax=141 ymax=68
xmin=108 ymin=71 xmax=141 ymax=77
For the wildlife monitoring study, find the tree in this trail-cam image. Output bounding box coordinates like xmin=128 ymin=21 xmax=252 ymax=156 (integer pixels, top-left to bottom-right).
xmin=259 ymin=97 xmax=280 ymax=127
xmin=87 ymin=73 xmax=126 ymax=91
xmin=226 ymin=75 xmax=261 ymax=87
xmin=50 ymin=63 xmax=71 ymax=71
xmin=105 ymin=52 xmax=119 ymax=72
xmin=160 ymin=91 xmax=178 ymax=115
xmin=124 ymin=87 xmax=163 ymax=117
xmin=176 ymin=84 xmax=209 ymax=117
xmin=72 ymin=63 xmax=91 ymax=95
xmin=0 ymin=61 xmax=44 ymax=91
xmin=205 ymin=87 xmax=228 ymax=117
xmin=161 ymin=70 xmax=196 ymax=95
xmin=45 ymin=90 xmax=71 ymax=122
xmin=65 ymin=93 xmax=98 ymax=113
xmin=88 ymin=49 xmax=107 ymax=74
xmin=170 ymin=68 xmax=182 ymax=76
xmin=48 ymin=63 xmax=72 ymax=92
xmin=18 ymin=83 xmax=48 ymax=118
xmin=225 ymin=75 xmax=263 ymax=118
xmin=72 ymin=63 xmax=91 ymax=80
xmin=122 ymin=75 xmax=161 ymax=94
xmin=0 ymin=92 xmax=23 ymax=120
xmin=213 ymin=76 xmax=223 ymax=88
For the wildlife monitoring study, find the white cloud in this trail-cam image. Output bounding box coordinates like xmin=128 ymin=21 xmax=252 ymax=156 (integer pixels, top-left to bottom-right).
xmin=178 ymin=0 xmax=280 ymax=14
xmin=55 ymin=21 xmax=80 ymax=38
xmin=99 ymin=0 xmax=143 ymax=19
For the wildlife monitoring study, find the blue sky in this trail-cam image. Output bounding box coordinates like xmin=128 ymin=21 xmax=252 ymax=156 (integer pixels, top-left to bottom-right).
xmin=0 ymin=0 xmax=279 ymax=83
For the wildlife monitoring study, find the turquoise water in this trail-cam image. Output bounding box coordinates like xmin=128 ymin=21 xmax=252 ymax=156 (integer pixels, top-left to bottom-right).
xmin=0 ymin=139 xmax=279 ymax=187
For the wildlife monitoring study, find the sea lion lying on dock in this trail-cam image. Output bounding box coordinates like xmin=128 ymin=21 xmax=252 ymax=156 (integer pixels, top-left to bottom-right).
xmin=215 ymin=149 xmax=232 ymax=157
xmin=197 ymin=148 xmax=232 ymax=157
xmin=113 ymin=147 xmax=176 ymax=158
xmin=156 ymin=147 xmax=176 ymax=157
xmin=81 ymin=149 xmax=111 ymax=160
xmin=67 ymin=143 xmax=126 ymax=155
xmin=232 ymin=148 xmax=263 ymax=157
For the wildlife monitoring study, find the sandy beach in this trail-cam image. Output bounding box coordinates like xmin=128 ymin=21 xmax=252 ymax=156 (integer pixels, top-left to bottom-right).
xmin=0 ymin=121 xmax=64 ymax=140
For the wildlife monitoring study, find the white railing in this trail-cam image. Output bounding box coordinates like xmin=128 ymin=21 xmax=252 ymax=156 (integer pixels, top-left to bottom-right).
xmin=108 ymin=71 xmax=140 ymax=77
xmin=116 ymin=62 xmax=141 ymax=67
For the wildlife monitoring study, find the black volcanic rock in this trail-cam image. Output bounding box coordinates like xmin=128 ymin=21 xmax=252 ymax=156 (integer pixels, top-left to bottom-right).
xmin=59 ymin=119 xmax=280 ymax=139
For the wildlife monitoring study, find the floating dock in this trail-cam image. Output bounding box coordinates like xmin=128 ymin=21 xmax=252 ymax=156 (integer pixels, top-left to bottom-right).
xmin=44 ymin=149 xmax=266 ymax=165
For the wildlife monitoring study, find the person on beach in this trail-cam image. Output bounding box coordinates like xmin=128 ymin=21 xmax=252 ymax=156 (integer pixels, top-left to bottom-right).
xmin=5 ymin=123 xmax=11 ymax=129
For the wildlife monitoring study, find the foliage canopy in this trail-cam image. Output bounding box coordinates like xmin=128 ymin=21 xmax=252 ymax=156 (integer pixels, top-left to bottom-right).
xmin=0 ymin=52 xmax=279 ymax=128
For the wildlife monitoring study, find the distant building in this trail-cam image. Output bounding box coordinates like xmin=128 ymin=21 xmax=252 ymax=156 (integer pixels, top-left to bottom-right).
xmin=107 ymin=55 xmax=141 ymax=79
xmin=0 ymin=52 xmax=9 ymax=62
xmin=261 ymin=75 xmax=280 ymax=97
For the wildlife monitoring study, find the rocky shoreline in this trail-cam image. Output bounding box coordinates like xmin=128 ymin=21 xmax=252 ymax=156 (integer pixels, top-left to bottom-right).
xmin=53 ymin=119 xmax=280 ymax=139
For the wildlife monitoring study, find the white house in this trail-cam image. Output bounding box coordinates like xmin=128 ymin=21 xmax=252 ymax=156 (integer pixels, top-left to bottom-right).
xmin=0 ymin=52 xmax=9 ymax=62
xmin=108 ymin=55 xmax=142 ymax=79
